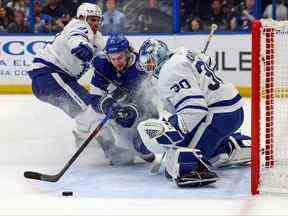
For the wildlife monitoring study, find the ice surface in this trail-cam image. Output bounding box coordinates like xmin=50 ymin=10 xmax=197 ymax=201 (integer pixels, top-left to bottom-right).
xmin=0 ymin=95 xmax=287 ymax=215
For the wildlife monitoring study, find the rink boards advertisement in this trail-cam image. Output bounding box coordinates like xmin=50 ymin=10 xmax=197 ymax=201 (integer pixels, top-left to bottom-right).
xmin=0 ymin=34 xmax=251 ymax=95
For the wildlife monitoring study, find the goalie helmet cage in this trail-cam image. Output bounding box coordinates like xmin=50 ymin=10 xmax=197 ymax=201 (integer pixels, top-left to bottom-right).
xmin=252 ymin=19 xmax=288 ymax=195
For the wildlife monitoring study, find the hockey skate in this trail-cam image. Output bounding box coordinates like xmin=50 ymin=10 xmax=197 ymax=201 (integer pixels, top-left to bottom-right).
xmin=175 ymin=159 xmax=219 ymax=188
xmin=209 ymin=133 xmax=251 ymax=168
xmin=164 ymin=148 xmax=219 ymax=187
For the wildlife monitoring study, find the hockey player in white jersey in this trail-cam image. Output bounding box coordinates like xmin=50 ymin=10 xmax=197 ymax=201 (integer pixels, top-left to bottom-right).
xmin=27 ymin=3 xmax=114 ymax=157
xmin=137 ymin=39 xmax=250 ymax=187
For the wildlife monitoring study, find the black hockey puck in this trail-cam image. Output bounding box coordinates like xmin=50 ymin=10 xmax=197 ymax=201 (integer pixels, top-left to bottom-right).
xmin=62 ymin=191 xmax=73 ymax=196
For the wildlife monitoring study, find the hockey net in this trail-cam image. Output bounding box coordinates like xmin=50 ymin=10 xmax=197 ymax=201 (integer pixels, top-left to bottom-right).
xmin=252 ymin=19 xmax=288 ymax=195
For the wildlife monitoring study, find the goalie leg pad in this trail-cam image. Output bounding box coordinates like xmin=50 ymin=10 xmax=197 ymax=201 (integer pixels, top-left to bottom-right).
xmin=209 ymin=132 xmax=251 ymax=168
xmin=164 ymin=148 xmax=219 ymax=187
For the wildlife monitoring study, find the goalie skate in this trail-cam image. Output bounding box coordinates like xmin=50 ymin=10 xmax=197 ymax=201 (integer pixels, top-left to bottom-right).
xmin=176 ymin=161 xmax=219 ymax=187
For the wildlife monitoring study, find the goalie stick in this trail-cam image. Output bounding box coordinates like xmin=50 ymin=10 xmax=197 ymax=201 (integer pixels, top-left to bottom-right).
xmin=24 ymin=115 xmax=110 ymax=182
xmin=202 ymin=24 xmax=218 ymax=54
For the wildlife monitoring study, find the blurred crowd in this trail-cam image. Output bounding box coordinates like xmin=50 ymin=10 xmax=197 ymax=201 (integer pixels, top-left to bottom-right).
xmin=181 ymin=0 xmax=288 ymax=32
xmin=0 ymin=0 xmax=287 ymax=34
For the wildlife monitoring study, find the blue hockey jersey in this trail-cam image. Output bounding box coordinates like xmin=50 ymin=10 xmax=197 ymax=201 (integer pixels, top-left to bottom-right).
xmin=91 ymin=52 xmax=148 ymax=103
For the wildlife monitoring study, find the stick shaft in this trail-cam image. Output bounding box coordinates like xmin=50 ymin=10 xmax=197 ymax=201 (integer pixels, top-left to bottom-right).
xmin=202 ymin=24 xmax=218 ymax=54
xmin=24 ymin=116 xmax=110 ymax=182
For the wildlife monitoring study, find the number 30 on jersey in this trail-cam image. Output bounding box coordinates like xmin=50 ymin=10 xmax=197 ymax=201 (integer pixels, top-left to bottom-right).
xmin=170 ymin=79 xmax=191 ymax=93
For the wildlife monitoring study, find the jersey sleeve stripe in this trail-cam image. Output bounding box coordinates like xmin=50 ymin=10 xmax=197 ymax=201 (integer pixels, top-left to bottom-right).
xmin=51 ymin=73 xmax=88 ymax=111
xmin=33 ymin=57 xmax=67 ymax=74
xmin=208 ymin=94 xmax=241 ymax=108
xmin=177 ymin=105 xmax=208 ymax=113
xmin=174 ymin=95 xmax=205 ymax=110
xmin=68 ymin=32 xmax=89 ymax=41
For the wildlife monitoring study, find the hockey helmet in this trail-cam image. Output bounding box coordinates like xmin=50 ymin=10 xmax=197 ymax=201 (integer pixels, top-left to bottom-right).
xmin=76 ymin=3 xmax=102 ymax=20
xmin=139 ymin=38 xmax=169 ymax=77
xmin=105 ymin=33 xmax=130 ymax=54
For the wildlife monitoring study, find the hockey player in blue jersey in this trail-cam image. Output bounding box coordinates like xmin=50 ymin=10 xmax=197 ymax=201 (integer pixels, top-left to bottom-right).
xmin=73 ymin=33 xmax=157 ymax=165
xmin=137 ymin=39 xmax=251 ymax=187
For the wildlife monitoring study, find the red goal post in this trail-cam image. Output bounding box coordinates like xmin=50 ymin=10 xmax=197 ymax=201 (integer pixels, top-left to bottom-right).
xmin=252 ymin=19 xmax=288 ymax=195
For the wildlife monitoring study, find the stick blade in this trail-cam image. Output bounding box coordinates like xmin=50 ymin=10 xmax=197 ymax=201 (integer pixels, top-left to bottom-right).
xmin=24 ymin=171 xmax=42 ymax=180
xmin=24 ymin=171 xmax=59 ymax=182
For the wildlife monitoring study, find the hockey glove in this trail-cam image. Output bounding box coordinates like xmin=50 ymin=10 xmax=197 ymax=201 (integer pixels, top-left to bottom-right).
xmin=71 ymin=42 xmax=93 ymax=62
xmin=114 ymin=105 xmax=138 ymax=128
xmin=100 ymin=96 xmax=138 ymax=128
xmin=196 ymin=53 xmax=216 ymax=71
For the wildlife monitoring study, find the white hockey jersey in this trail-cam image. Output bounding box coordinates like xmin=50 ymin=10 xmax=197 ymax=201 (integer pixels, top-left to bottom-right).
xmin=157 ymin=48 xmax=243 ymax=133
xmin=33 ymin=18 xmax=105 ymax=78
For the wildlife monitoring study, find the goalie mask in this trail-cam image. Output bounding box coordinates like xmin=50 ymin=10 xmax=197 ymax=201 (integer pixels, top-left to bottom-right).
xmin=139 ymin=39 xmax=170 ymax=78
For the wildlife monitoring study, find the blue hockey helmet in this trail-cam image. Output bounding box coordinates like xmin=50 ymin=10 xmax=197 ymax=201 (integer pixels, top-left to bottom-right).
xmin=105 ymin=33 xmax=130 ymax=54
xmin=139 ymin=38 xmax=169 ymax=77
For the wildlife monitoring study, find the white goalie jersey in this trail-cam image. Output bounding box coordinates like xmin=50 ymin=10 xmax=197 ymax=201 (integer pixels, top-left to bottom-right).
xmin=157 ymin=48 xmax=243 ymax=133
xmin=33 ymin=18 xmax=105 ymax=78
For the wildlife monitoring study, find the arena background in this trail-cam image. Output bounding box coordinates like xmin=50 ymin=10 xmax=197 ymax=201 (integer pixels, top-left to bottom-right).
xmin=0 ymin=0 xmax=275 ymax=96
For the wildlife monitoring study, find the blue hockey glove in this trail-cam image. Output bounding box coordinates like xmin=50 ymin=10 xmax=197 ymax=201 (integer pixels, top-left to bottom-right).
xmin=100 ymin=96 xmax=138 ymax=128
xmin=71 ymin=42 xmax=93 ymax=62
xmin=100 ymin=96 xmax=121 ymax=118
xmin=114 ymin=105 xmax=138 ymax=128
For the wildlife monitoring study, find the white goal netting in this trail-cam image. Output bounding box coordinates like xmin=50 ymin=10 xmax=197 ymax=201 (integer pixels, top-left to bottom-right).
xmin=252 ymin=19 xmax=288 ymax=194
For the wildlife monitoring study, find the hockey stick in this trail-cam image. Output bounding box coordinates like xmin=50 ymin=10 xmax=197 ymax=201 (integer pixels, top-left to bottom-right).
xmin=202 ymin=24 xmax=218 ymax=54
xmin=24 ymin=115 xmax=110 ymax=182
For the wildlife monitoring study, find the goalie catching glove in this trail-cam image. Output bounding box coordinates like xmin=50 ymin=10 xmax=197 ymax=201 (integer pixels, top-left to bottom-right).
xmin=100 ymin=95 xmax=138 ymax=128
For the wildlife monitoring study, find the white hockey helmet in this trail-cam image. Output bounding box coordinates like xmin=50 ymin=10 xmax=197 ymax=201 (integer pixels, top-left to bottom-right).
xmin=76 ymin=3 xmax=102 ymax=20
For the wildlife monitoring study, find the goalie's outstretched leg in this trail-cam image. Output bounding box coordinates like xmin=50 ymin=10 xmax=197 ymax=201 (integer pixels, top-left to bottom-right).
xmin=209 ymin=132 xmax=251 ymax=168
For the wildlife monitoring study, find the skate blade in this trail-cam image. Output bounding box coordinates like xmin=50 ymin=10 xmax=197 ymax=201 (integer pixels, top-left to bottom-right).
xmin=176 ymin=177 xmax=219 ymax=188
